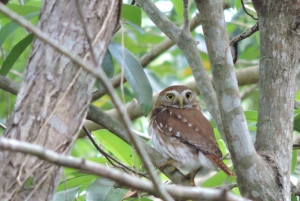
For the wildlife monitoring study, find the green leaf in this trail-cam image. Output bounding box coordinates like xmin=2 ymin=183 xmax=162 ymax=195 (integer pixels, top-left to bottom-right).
xmin=294 ymin=114 xmax=300 ymax=133
xmin=170 ymin=0 xmax=183 ymax=18
xmin=121 ymin=4 xmax=141 ymax=26
xmin=57 ymin=174 xmax=97 ymax=192
xmin=0 ymin=12 xmax=39 ymax=46
xmin=108 ymin=41 xmax=153 ymax=115
xmin=235 ymin=0 xmax=242 ymax=9
xmin=93 ymin=130 xmax=136 ymax=166
xmin=295 ymin=90 xmax=300 ymax=102
xmin=53 ymin=186 xmax=80 ymax=201
xmin=0 ymin=4 xmax=40 ymax=19
xmin=291 ymin=150 xmax=297 ymax=173
xmin=202 ymin=168 xmax=236 ymax=188
xmin=244 ymin=110 xmax=258 ymax=123
xmin=0 ymin=34 xmax=34 ymax=76
xmin=227 ymin=0 xmax=236 ymax=8
xmin=102 ymin=50 xmax=114 ymax=79
xmin=95 ymin=50 xmax=115 ymax=90
xmin=123 ymin=19 xmax=144 ymax=35
xmin=86 ymin=178 xmax=128 ymax=201
xmin=292 ymin=194 xmax=298 ymax=201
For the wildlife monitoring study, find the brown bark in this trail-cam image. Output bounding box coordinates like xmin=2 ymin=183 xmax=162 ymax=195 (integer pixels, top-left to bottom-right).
xmin=0 ymin=0 xmax=120 ymax=201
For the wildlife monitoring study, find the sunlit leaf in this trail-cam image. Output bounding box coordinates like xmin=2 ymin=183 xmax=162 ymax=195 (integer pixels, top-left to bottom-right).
xmin=0 ymin=4 xmax=40 ymax=19
xmin=121 ymin=4 xmax=141 ymax=26
xmin=108 ymin=41 xmax=153 ymax=115
xmin=86 ymin=178 xmax=127 ymax=201
xmin=57 ymin=174 xmax=97 ymax=192
xmin=227 ymin=0 xmax=236 ymax=8
xmin=53 ymin=186 xmax=80 ymax=201
xmin=291 ymin=150 xmax=297 ymax=173
xmin=202 ymin=168 xmax=236 ymax=188
xmin=0 ymin=34 xmax=34 ymax=76
xmin=93 ymin=130 xmax=135 ymax=166
xmin=295 ymin=90 xmax=300 ymax=102
xmin=244 ymin=110 xmax=258 ymax=123
xmin=294 ymin=114 xmax=300 ymax=133
xmin=170 ymin=0 xmax=183 ymax=18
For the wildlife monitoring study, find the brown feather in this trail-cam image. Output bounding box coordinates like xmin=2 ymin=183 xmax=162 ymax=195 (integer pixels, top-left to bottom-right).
xmin=205 ymin=154 xmax=236 ymax=177
xmin=154 ymin=107 xmax=222 ymax=158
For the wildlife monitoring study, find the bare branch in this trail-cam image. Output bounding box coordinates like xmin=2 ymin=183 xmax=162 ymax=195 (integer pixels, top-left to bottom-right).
xmin=230 ymin=23 xmax=259 ymax=46
xmin=0 ymin=137 xmax=251 ymax=201
xmin=194 ymin=0 xmax=258 ymax=191
xmin=241 ymin=0 xmax=258 ymax=20
xmin=183 ymin=0 xmax=190 ymax=32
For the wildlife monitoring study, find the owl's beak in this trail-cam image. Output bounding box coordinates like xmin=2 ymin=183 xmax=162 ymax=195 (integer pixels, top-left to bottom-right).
xmin=177 ymin=96 xmax=184 ymax=109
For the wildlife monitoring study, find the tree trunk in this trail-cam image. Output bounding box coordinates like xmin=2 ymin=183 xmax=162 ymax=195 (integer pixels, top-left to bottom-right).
xmin=0 ymin=1 xmax=120 ymax=200
xmin=240 ymin=1 xmax=300 ymax=200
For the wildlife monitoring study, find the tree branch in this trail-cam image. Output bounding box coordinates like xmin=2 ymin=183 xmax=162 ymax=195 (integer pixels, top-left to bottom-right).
xmin=0 ymin=137 xmax=251 ymax=201
xmin=194 ymin=0 xmax=260 ymax=195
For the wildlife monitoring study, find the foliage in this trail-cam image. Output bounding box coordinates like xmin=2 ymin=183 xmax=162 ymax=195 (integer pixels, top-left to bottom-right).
xmin=0 ymin=0 xmax=299 ymax=200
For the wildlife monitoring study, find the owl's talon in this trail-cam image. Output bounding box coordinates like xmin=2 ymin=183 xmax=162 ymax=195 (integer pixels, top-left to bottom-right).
xmin=182 ymin=174 xmax=196 ymax=186
xmin=168 ymin=167 xmax=177 ymax=175
xmin=159 ymin=158 xmax=174 ymax=171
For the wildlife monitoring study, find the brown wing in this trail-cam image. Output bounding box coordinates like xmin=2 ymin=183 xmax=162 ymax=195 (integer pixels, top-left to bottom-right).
xmin=154 ymin=107 xmax=222 ymax=158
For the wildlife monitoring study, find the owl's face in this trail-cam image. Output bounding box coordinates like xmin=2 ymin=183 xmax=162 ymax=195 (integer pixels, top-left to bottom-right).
xmin=154 ymin=85 xmax=200 ymax=109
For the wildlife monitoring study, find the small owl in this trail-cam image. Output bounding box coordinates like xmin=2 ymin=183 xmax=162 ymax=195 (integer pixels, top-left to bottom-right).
xmin=149 ymin=85 xmax=235 ymax=184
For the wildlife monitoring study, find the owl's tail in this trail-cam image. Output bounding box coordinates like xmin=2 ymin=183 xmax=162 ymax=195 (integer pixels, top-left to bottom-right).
xmin=205 ymin=154 xmax=236 ymax=177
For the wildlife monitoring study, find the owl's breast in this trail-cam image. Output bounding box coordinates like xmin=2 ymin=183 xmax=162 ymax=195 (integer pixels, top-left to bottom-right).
xmin=149 ymin=121 xmax=201 ymax=171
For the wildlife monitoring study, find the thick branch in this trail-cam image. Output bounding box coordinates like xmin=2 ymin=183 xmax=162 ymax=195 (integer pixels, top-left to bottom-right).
xmin=194 ymin=0 xmax=263 ymax=199
xmin=0 ymin=137 xmax=250 ymax=201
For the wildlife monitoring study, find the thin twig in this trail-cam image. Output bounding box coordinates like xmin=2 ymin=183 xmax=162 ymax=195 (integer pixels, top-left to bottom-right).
xmin=82 ymin=125 xmax=148 ymax=177
xmin=183 ymin=0 xmax=190 ymax=32
xmin=73 ymin=2 xmax=172 ymax=200
xmin=230 ymin=22 xmax=259 ymax=63
xmin=241 ymin=0 xmax=258 ymax=20
xmin=0 ymin=122 xmax=6 ymax=130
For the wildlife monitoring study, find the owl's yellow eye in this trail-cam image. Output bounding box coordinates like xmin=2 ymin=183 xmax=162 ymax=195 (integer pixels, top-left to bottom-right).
xmin=185 ymin=92 xmax=192 ymax=99
xmin=166 ymin=94 xmax=175 ymax=100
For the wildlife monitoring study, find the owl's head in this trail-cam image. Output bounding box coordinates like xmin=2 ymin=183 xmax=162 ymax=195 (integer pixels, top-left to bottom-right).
xmin=154 ymin=85 xmax=200 ymax=109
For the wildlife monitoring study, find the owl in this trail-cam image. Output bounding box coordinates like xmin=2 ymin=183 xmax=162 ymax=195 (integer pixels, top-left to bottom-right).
xmin=149 ymin=85 xmax=235 ymax=185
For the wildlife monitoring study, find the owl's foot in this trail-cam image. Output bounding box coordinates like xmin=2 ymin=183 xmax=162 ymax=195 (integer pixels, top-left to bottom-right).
xmin=182 ymin=168 xmax=201 ymax=186
xmin=159 ymin=159 xmax=177 ymax=175
xmin=182 ymin=173 xmax=195 ymax=186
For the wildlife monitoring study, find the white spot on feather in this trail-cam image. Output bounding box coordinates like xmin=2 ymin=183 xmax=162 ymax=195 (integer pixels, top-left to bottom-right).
xmin=176 ymin=132 xmax=180 ymax=137
xmin=178 ymin=115 xmax=181 ymax=119
xmin=195 ymin=127 xmax=199 ymax=132
xmin=169 ymin=127 xmax=172 ymax=131
xmin=160 ymin=123 xmax=163 ymax=128
xmin=183 ymin=118 xmax=187 ymax=122
xmin=188 ymin=123 xmax=192 ymax=127
xmin=169 ymin=111 xmax=172 ymax=114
